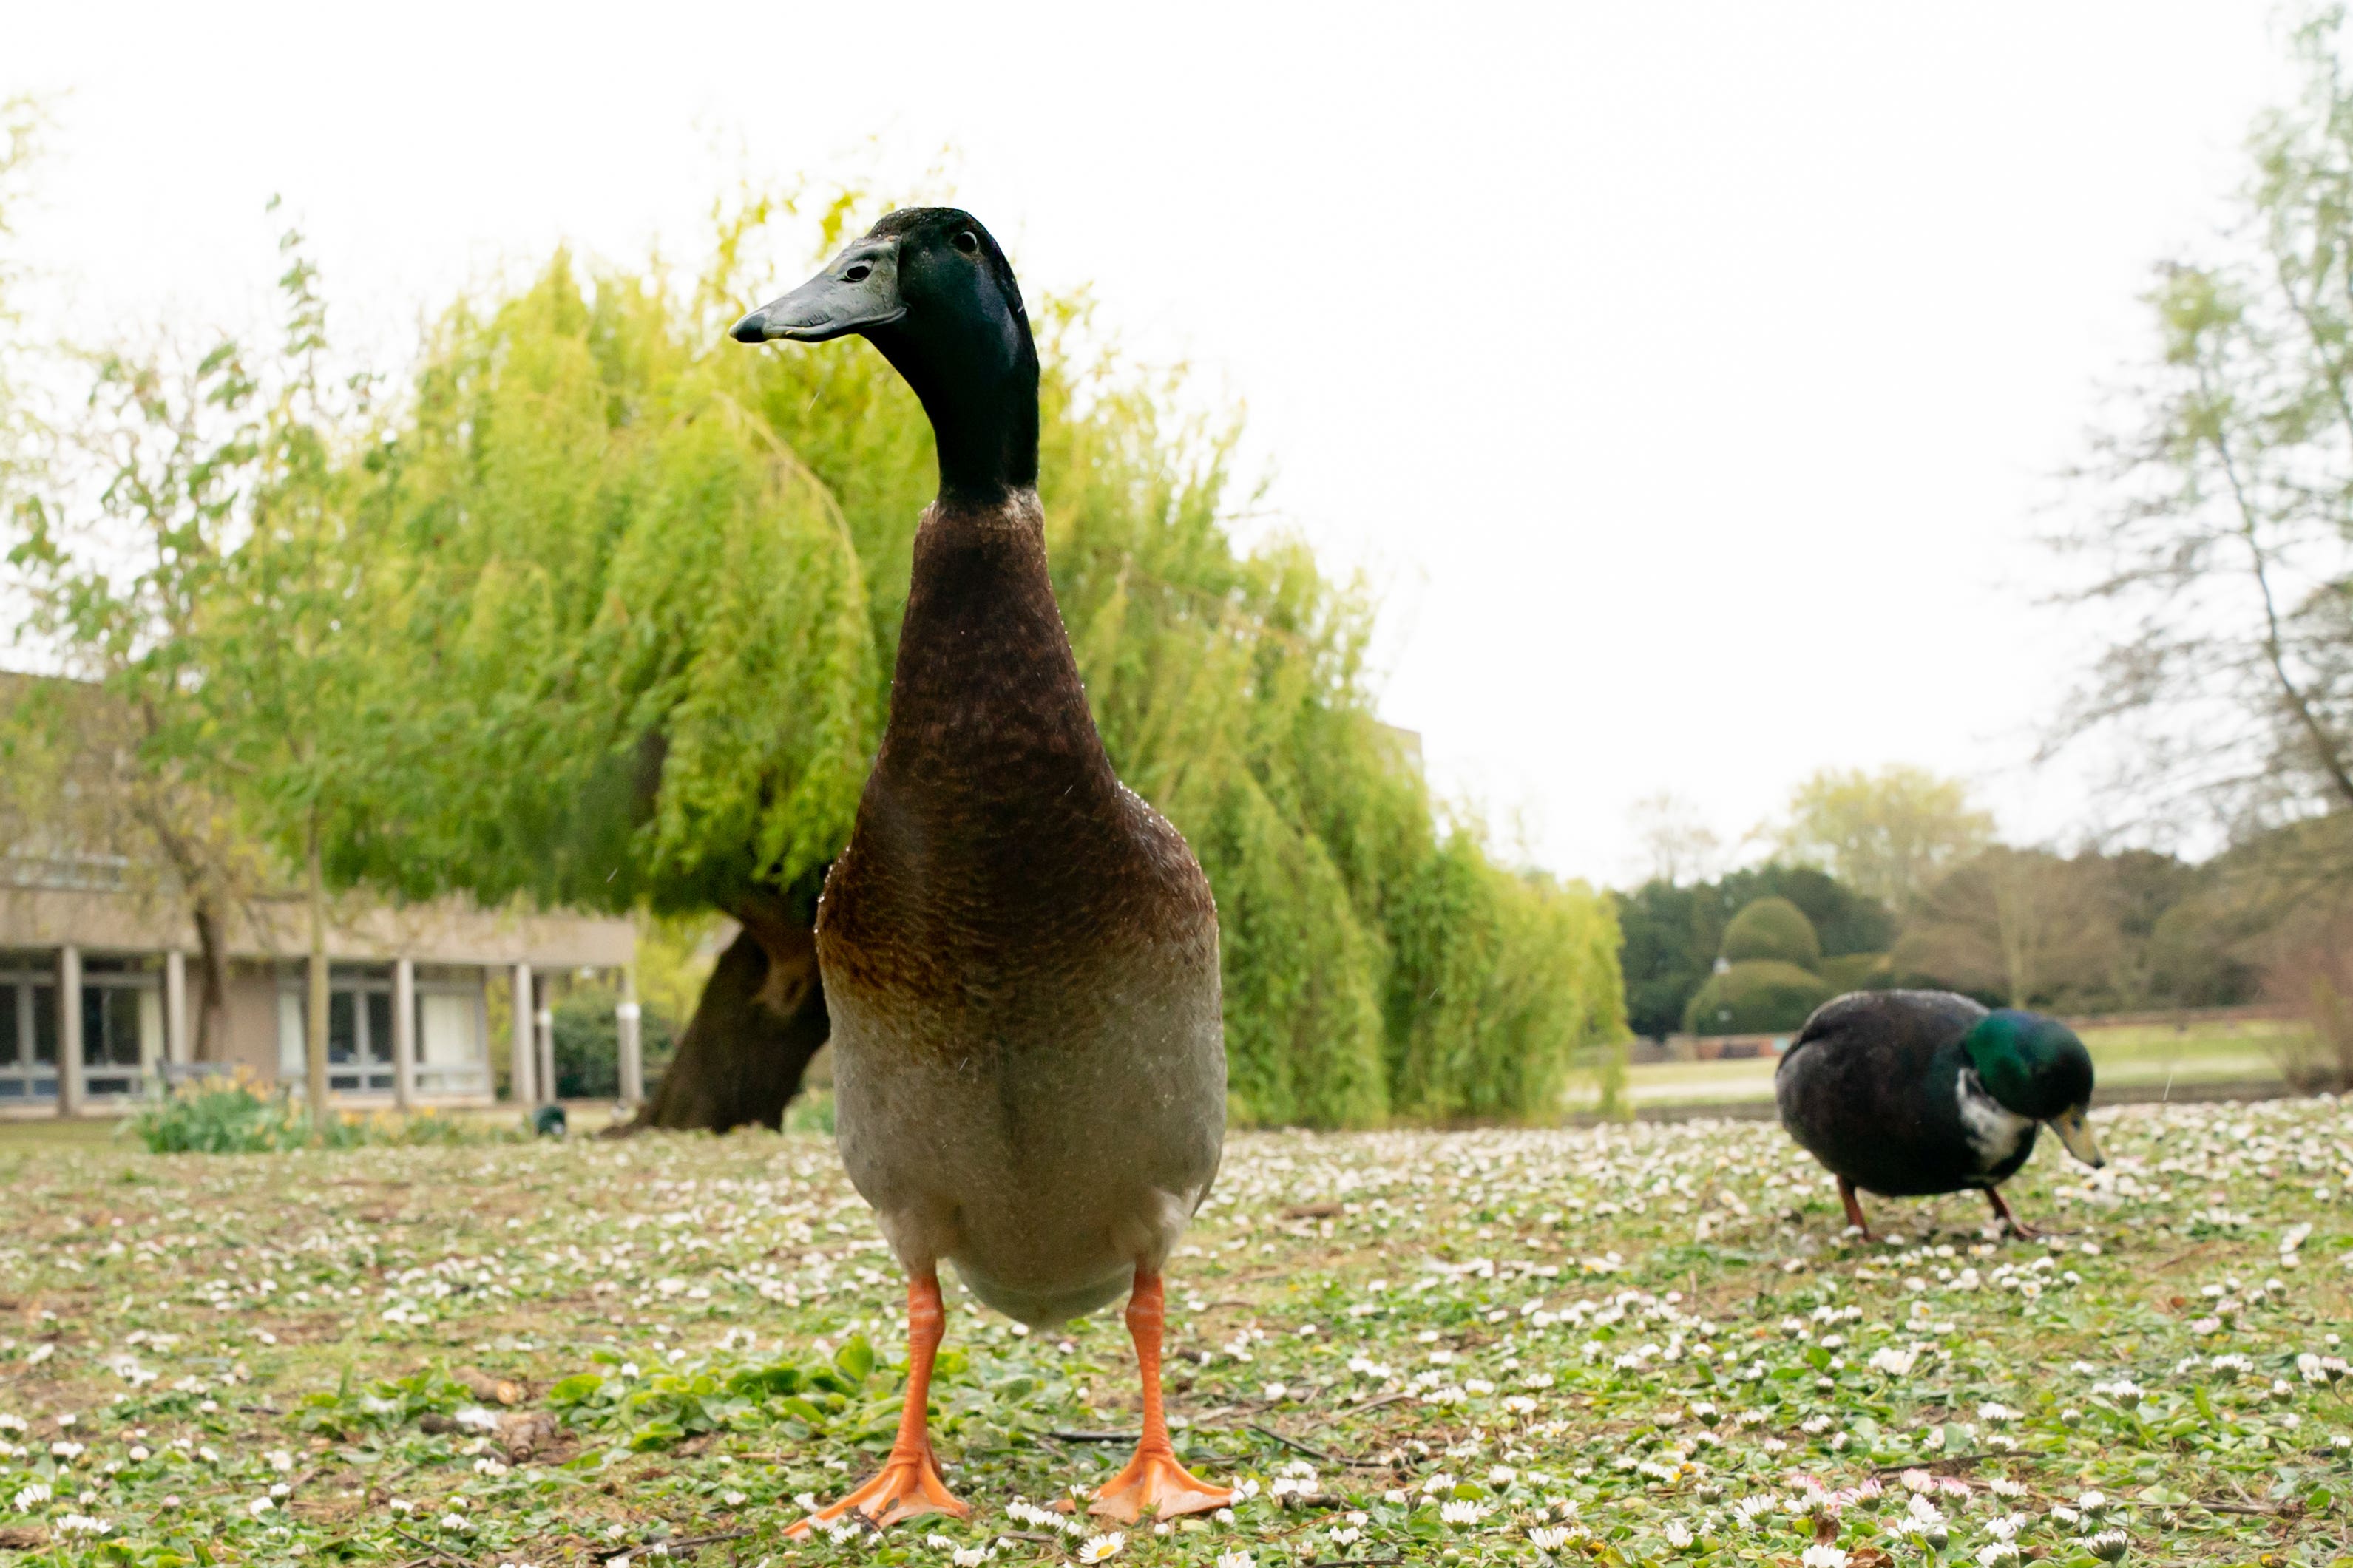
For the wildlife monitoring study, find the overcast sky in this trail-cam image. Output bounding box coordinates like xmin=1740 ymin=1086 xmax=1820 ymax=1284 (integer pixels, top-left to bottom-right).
xmin=3 ymin=1 xmax=2298 ymax=886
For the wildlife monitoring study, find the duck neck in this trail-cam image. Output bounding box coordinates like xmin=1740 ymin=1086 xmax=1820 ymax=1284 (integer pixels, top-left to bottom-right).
xmin=872 ymin=327 xmax=1040 ymax=506
xmin=877 ymin=489 xmax=1112 ymax=803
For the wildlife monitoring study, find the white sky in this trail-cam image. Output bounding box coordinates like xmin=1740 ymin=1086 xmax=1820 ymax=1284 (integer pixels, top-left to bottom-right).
xmin=3 ymin=1 xmax=2297 ymax=886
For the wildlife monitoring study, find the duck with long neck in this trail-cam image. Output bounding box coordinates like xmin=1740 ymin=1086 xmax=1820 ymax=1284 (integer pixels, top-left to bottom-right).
xmin=734 ymin=209 xmax=1232 ymax=1533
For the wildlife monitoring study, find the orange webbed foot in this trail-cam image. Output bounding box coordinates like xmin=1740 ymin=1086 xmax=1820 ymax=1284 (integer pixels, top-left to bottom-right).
xmin=785 ymin=1446 xmax=969 ymax=1537
xmin=1089 ymin=1443 xmax=1232 ymax=1524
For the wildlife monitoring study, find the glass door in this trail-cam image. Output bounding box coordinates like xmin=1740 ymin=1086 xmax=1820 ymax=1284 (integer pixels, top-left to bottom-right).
xmin=0 ymin=961 xmax=60 ymax=1102
xmin=78 ymin=958 xmax=163 ymax=1099
xmin=281 ymin=967 xmax=397 ymax=1094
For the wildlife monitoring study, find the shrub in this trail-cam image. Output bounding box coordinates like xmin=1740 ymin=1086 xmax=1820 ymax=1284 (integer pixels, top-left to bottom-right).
xmin=1721 ymin=897 xmax=1821 ymax=970
xmin=1682 ymin=960 xmax=1835 ymax=1035
xmin=1818 ymin=951 xmax=1892 ymax=993
xmin=129 ymin=1078 xmax=319 ymax=1154
xmin=127 ymin=1077 xmax=510 ymax=1153
xmin=551 ymin=982 xmax=681 ymax=1101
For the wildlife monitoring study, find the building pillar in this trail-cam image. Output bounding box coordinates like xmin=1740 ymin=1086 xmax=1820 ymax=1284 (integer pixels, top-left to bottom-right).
xmin=138 ymin=979 xmax=163 ymax=1095
xmin=163 ymin=949 xmax=190 ymax=1071
xmin=392 ymin=957 xmax=416 ymax=1112
xmin=535 ymin=998 xmax=555 ymax=1106
xmin=57 ymin=946 xmax=84 ymax=1119
xmin=509 ymin=963 xmax=536 ymax=1105
xmin=616 ymin=968 xmax=644 ymax=1107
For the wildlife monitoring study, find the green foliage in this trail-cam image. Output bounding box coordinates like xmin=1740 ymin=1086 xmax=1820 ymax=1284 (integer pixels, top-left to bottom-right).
xmin=546 ymin=1337 xmax=890 ymax=1450
xmin=1720 ymin=895 xmax=1821 ymax=970
xmin=551 ymin=981 xmax=676 ymax=1101
xmin=1615 ymin=863 xmax=1890 ymax=1039
xmin=1681 ymin=959 xmax=1835 ymax=1036
xmin=0 ymin=93 xmax=40 ymax=475
xmin=292 ymin=1365 xmax=473 ymax=1441
xmin=129 ymin=1079 xmax=321 ymax=1154
xmin=1768 ymin=765 xmax=1994 ymax=909
xmin=1819 ymin=951 xmax=1892 ymax=992
xmin=1382 ymin=844 xmax=1625 ymax=1121
xmin=1718 ymin=865 xmax=1892 ymax=957
xmin=348 ymin=252 xmax=879 ymax=917
xmin=127 ymin=1079 xmax=508 ymax=1153
xmin=785 ymin=1086 xmax=837 ymax=1135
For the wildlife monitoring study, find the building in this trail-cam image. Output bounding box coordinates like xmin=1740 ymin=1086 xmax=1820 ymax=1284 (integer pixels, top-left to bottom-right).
xmin=0 ymin=849 xmax=640 ymax=1119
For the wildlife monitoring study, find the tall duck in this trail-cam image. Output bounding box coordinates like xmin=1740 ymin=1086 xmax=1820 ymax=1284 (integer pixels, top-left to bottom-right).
xmin=731 ymin=210 xmax=1231 ymax=1532
xmin=1775 ymin=989 xmax=2105 ymax=1241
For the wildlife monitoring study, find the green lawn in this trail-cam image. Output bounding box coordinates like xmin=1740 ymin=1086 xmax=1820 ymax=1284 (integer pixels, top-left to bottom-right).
xmin=0 ymin=1099 xmax=2347 ymax=1567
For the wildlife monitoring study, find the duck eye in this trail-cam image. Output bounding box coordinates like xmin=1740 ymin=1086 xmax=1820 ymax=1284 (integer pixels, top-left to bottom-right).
xmin=844 ymin=263 xmax=873 ymax=282
xmin=954 ymin=231 xmax=980 ymax=254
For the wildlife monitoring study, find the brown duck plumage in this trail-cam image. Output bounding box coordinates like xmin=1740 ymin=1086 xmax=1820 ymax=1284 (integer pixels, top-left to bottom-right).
xmin=822 ymin=486 xmax=1225 ymax=1326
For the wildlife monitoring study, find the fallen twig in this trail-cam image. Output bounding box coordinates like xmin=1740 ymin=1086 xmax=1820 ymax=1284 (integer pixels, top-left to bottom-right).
xmin=2194 ymin=1501 xmax=2279 ymax=1517
xmin=1046 ymin=1430 xmax=1138 ymax=1443
xmin=390 ymin=1527 xmax=473 ymax=1568
xmin=1249 ymin=1423 xmax=1349 ymax=1467
xmin=592 ymin=1530 xmax=752 ymax=1561
xmin=1348 ymin=1392 xmax=1414 ymax=1415
xmin=1868 ymin=1453 xmax=1991 ymax=1474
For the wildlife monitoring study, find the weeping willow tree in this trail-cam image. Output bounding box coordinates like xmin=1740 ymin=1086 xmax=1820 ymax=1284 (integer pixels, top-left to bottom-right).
xmin=346 ymin=191 xmax=1622 ymax=1129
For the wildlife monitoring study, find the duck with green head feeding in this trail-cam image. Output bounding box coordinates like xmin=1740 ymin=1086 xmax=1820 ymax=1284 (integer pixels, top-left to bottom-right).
xmin=731 ymin=209 xmax=1232 ymax=1533
xmin=1774 ymin=989 xmax=2105 ymax=1241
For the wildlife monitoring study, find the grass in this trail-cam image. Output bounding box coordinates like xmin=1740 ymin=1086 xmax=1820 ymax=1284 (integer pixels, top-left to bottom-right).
xmin=0 ymin=1099 xmax=2347 ymax=1567
xmin=1572 ymin=1024 xmax=2307 ymax=1115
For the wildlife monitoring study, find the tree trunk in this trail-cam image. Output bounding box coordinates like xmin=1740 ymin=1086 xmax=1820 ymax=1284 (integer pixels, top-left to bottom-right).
xmin=189 ymin=897 xmax=231 ymax=1064
xmin=305 ymin=829 xmax=332 ymax=1130
xmin=628 ymin=901 xmax=830 ymax=1133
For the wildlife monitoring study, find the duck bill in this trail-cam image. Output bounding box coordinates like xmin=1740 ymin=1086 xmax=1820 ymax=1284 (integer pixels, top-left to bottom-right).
xmin=2047 ymin=1107 xmax=2105 ymax=1168
xmin=730 ymin=248 xmax=905 ymax=345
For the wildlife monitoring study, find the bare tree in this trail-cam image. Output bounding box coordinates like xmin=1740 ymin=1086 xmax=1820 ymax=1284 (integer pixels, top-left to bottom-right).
xmin=1895 ymin=848 xmax=2122 ymax=1010
xmin=2053 ymin=11 xmax=2353 ymax=841
xmin=1625 ymin=790 xmax=1724 ymax=888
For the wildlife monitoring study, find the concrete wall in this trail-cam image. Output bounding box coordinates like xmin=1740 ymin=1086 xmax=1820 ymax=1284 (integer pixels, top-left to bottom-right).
xmin=220 ymin=963 xmax=280 ymax=1081
xmin=0 ymin=884 xmax=633 ymax=969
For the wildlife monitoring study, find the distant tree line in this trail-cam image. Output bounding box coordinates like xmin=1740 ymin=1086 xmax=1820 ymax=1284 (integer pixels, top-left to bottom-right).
xmin=1617 ymin=767 xmax=2268 ymax=1042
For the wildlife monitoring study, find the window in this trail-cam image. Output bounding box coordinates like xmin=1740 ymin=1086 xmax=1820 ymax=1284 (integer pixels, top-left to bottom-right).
xmin=77 ymin=957 xmax=160 ymax=1099
xmin=0 ymin=957 xmax=60 ymax=1102
xmin=278 ymin=965 xmax=490 ymax=1098
xmin=415 ymin=971 xmax=490 ymax=1097
xmin=278 ymin=966 xmax=396 ymax=1094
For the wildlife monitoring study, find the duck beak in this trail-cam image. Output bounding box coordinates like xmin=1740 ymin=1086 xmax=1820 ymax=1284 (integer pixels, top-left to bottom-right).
xmin=2047 ymin=1106 xmax=2104 ymax=1168
xmin=731 ymin=244 xmax=905 ymax=345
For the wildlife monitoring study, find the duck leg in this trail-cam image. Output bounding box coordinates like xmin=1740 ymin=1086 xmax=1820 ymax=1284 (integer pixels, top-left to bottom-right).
xmin=788 ymin=1272 xmax=968 ymax=1536
xmin=1983 ymin=1186 xmax=2043 ymax=1241
xmin=1090 ymin=1266 xmax=1233 ymax=1524
xmin=1837 ymin=1176 xmax=1875 ymax=1241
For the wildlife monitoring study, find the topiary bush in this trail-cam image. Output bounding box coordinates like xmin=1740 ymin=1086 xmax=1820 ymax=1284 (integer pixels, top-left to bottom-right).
xmin=1818 ymin=951 xmax=1892 ymax=993
xmin=1721 ymin=896 xmax=1822 ymax=971
xmin=1682 ymin=959 xmax=1835 ymax=1034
